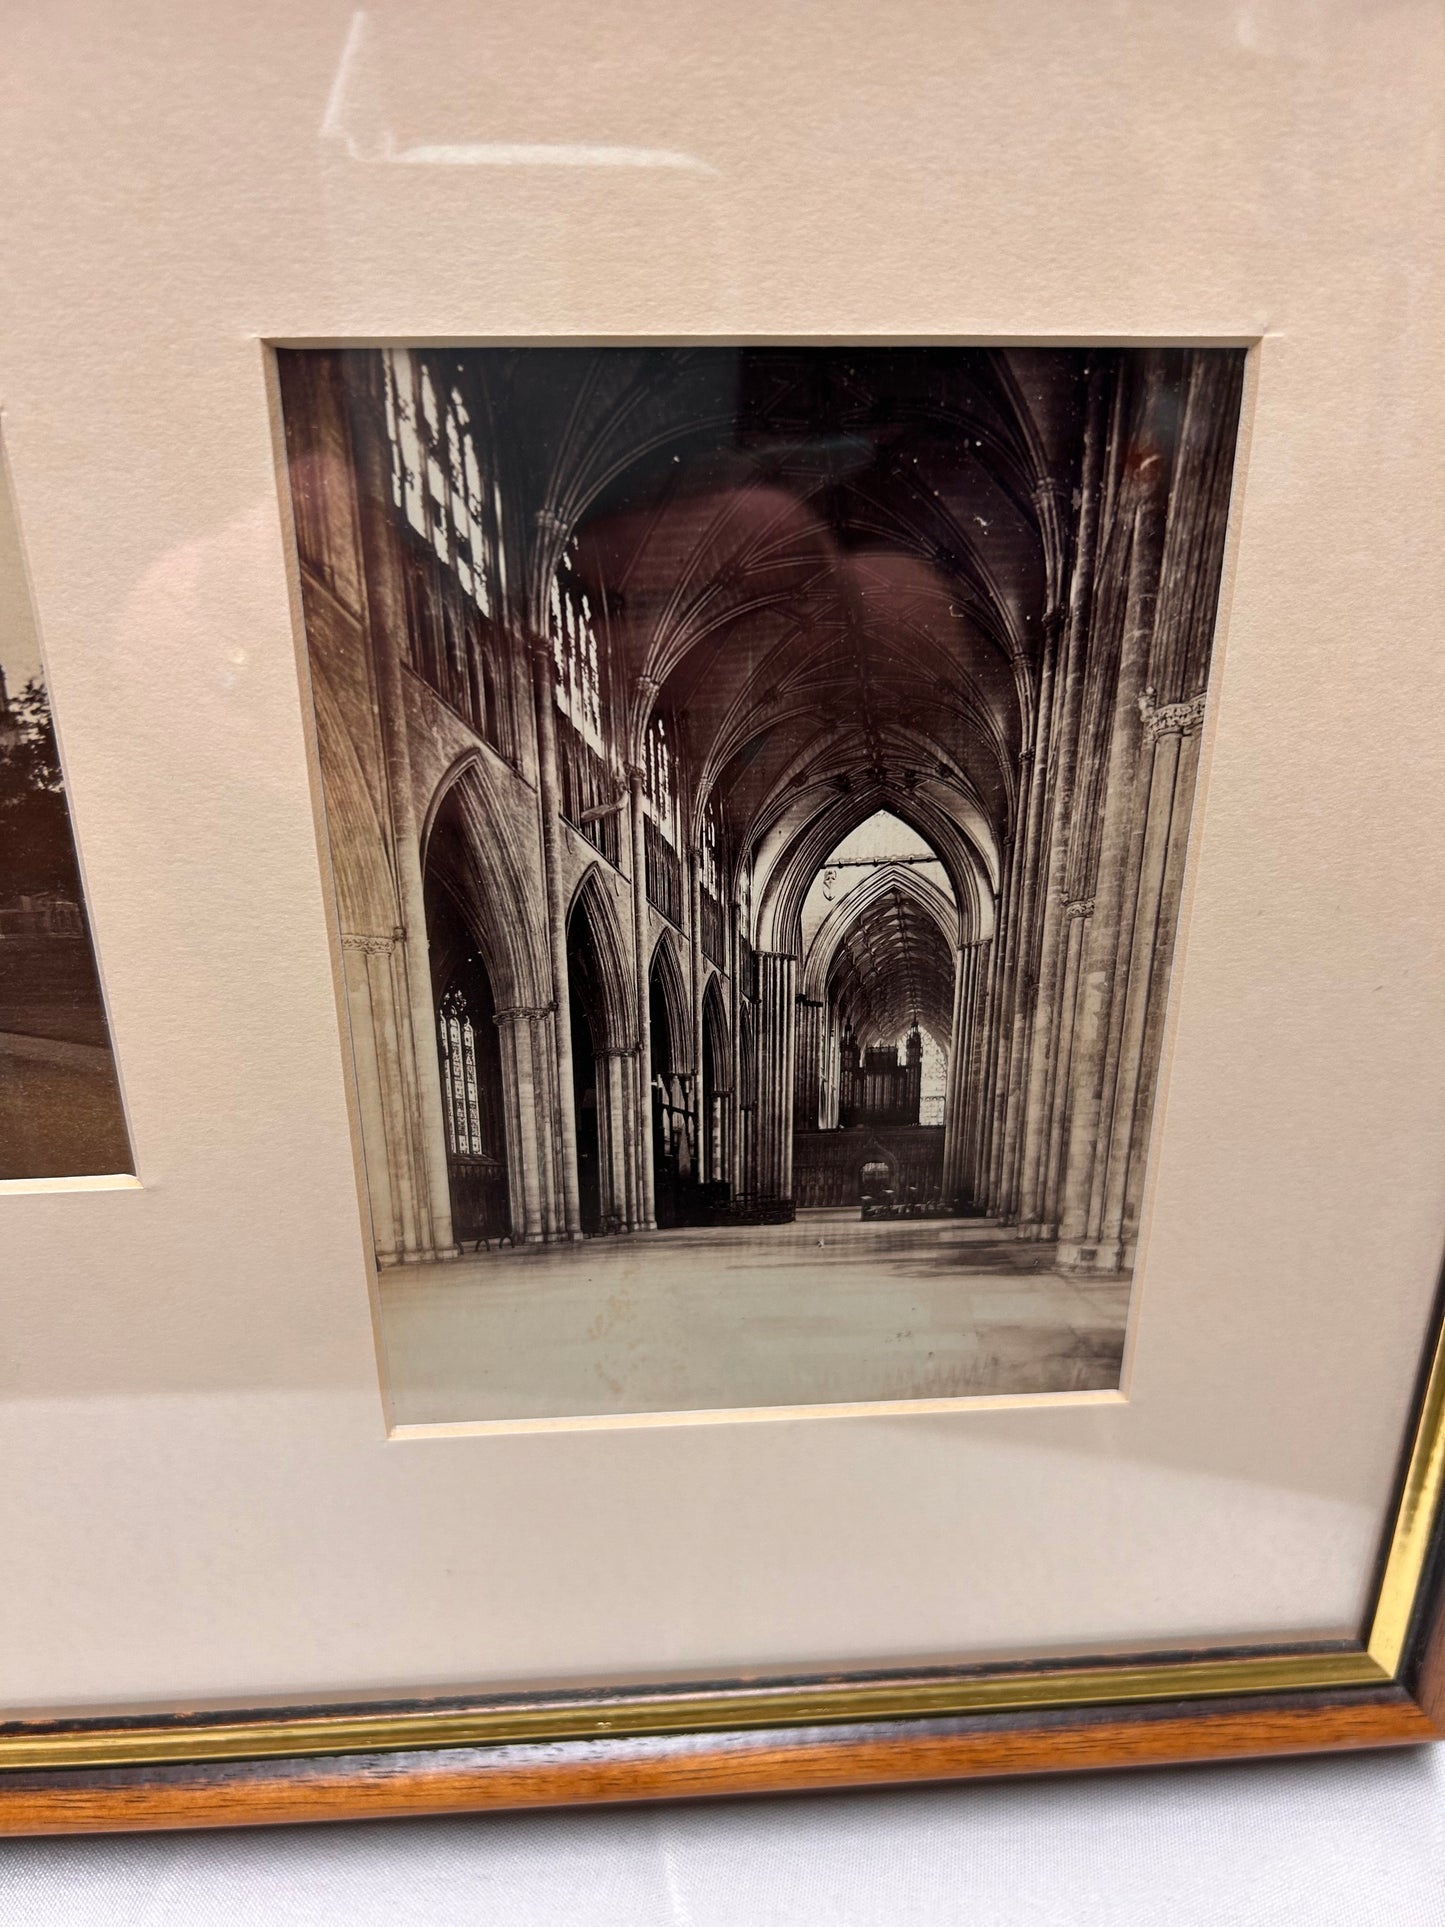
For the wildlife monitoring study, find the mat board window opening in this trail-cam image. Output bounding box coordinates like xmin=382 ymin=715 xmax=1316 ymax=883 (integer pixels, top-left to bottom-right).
xmin=275 ymin=343 xmax=1245 ymax=1425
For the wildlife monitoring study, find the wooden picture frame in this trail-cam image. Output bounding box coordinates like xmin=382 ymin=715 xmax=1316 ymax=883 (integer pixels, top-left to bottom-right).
xmin=5 ymin=4 xmax=1444 ymax=1839
xmin=3 ymin=1286 xmax=1442 ymax=1833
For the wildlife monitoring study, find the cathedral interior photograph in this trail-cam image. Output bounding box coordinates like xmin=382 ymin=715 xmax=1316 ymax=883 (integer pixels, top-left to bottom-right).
xmin=276 ymin=342 xmax=1243 ymax=1424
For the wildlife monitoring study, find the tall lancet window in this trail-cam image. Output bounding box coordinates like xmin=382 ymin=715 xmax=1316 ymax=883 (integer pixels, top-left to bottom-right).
xmin=700 ymin=794 xmax=720 ymax=895
xmin=438 ymin=984 xmax=484 ymax=1158
xmin=642 ymin=710 xmax=684 ymax=923
xmin=644 ymin=711 xmax=677 ymax=847
xmin=383 ymin=351 xmax=494 ymax=615
xmin=699 ymin=794 xmax=725 ymax=967
xmin=381 ymin=350 xmax=511 ymax=755
xmin=550 ymin=542 xmax=603 ymax=750
xmin=549 ymin=539 xmax=617 ymax=863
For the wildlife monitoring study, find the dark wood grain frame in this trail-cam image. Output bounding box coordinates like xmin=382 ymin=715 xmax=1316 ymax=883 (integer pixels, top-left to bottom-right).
xmin=4 ymin=1280 xmax=1442 ymax=1836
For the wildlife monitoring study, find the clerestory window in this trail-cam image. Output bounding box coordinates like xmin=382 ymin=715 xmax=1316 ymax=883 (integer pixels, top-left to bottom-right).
xmin=700 ymin=795 xmax=721 ymax=896
xmin=644 ymin=711 xmax=677 ymax=847
xmin=550 ymin=542 xmax=604 ymax=750
xmin=383 ymin=350 xmax=495 ymax=616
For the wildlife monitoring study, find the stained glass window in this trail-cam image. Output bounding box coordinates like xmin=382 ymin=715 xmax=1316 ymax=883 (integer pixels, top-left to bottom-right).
xmin=439 ymin=984 xmax=484 ymax=1156
xmin=644 ymin=711 xmax=677 ymax=847
xmin=700 ymin=795 xmax=720 ymax=896
xmin=383 ymin=350 xmax=494 ymax=616
xmin=550 ymin=542 xmax=603 ymax=749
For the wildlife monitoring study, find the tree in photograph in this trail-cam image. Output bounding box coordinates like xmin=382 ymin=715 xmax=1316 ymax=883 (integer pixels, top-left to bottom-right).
xmin=0 ymin=672 xmax=81 ymax=904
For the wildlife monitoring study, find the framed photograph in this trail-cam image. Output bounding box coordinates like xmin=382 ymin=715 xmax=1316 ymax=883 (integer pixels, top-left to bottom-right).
xmin=4 ymin=3 xmax=1444 ymax=1833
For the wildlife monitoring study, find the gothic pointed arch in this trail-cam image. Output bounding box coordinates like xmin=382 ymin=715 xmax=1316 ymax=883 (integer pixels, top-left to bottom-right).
xmin=752 ymin=782 xmax=996 ymax=959
xmin=701 ymin=971 xmax=730 ymax=1090
xmin=420 ymin=754 xmax=549 ymax=1013
xmin=648 ymin=928 xmax=692 ymax=1077
xmin=566 ymin=865 xmax=634 ymax=1053
xmin=801 ymin=863 xmax=961 ymax=1007
xmin=422 ymin=807 xmax=511 ymax=1249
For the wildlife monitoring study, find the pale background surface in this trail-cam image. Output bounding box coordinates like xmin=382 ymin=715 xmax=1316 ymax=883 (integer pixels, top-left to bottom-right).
xmin=3 ymin=0 xmax=1444 ymax=1711
xmin=3 ymin=1749 xmax=1444 ymax=1925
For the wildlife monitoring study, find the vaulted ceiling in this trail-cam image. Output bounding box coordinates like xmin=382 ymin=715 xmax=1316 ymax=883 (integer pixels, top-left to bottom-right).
xmin=825 ymin=875 xmax=957 ymax=1049
xmin=460 ymin=346 xmax=1091 ymax=944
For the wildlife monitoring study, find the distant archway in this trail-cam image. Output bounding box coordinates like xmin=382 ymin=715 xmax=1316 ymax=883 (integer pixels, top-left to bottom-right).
xmin=859 ymin=1145 xmax=899 ymax=1203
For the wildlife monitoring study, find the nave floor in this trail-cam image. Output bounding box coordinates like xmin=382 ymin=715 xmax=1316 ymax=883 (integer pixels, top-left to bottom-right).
xmin=378 ymin=1209 xmax=1131 ymax=1426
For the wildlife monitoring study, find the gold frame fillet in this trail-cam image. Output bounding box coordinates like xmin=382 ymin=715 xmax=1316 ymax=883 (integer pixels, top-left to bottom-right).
xmin=3 ymin=1307 xmax=1441 ymax=1774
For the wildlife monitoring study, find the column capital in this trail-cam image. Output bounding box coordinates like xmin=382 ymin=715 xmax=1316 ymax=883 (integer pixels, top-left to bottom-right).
xmin=1137 ymin=686 xmax=1208 ymax=742
xmin=341 ymin=928 xmax=403 ymax=955
xmin=1062 ymin=895 xmax=1096 ymax=921
xmin=493 ymin=1002 xmax=556 ymax=1023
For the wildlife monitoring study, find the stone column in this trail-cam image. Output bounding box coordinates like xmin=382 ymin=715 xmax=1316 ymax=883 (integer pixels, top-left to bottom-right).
xmin=728 ymin=900 xmax=749 ymax=1199
xmin=528 ymin=640 xmax=583 ymax=1240
xmin=612 ymin=1044 xmax=641 ymax=1229
xmin=981 ymin=833 xmax=1022 ymax=1211
xmin=1120 ymin=712 xmax=1204 ymax=1263
xmin=689 ymin=847 xmax=706 ymax=1168
xmin=961 ymin=932 xmax=995 ymax=1202
xmin=627 ymin=765 xmax=657 ymax=1230
xmin=1057 ymin=354 xmax=1174 ymax=1270
xmin=596 ymin=1044 xmax=635 ymax=1230
xmin=1017 ymin=364 xmax=1110 ymax=1235
xmin=1036 ymin=898 xmax=1091 ymax=1235
xmin=754 ymin=951 xmax=798 ymax=1202
xmin=1096 ymin=694 xmax=1206 ymax=1265
xmin=494 ymin=1005 xmax=551 ymax=1242
xmin=1107 ymin=353 xmax=1240 ymax=1265
xmin=939 ymin=942 xmax=976 ymax=1204
xmin=536 ymin=1006 xmax=565 ymax=1234
xmin=340 ymin=932 xmax=412 ymax=1264
xmin=997 ymin=617 xmax=1062 ymax=1216
xmin=793 ymin=996 xmax=825 ymax=1135
xmin=350 ymin=376 xmax=457 ymax=1262
xmin=818 ymin=1019 xmax=838 ymax=1131
xmin=985 ymin=774 xmax=1031 ymax=1214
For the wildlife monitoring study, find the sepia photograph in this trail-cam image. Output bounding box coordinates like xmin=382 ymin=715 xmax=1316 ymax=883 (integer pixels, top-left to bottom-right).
xmin=0 ymin=448 xmax=130 ymax=1183
xmin=276 ymin=344 xmax=1243 ymax=1425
